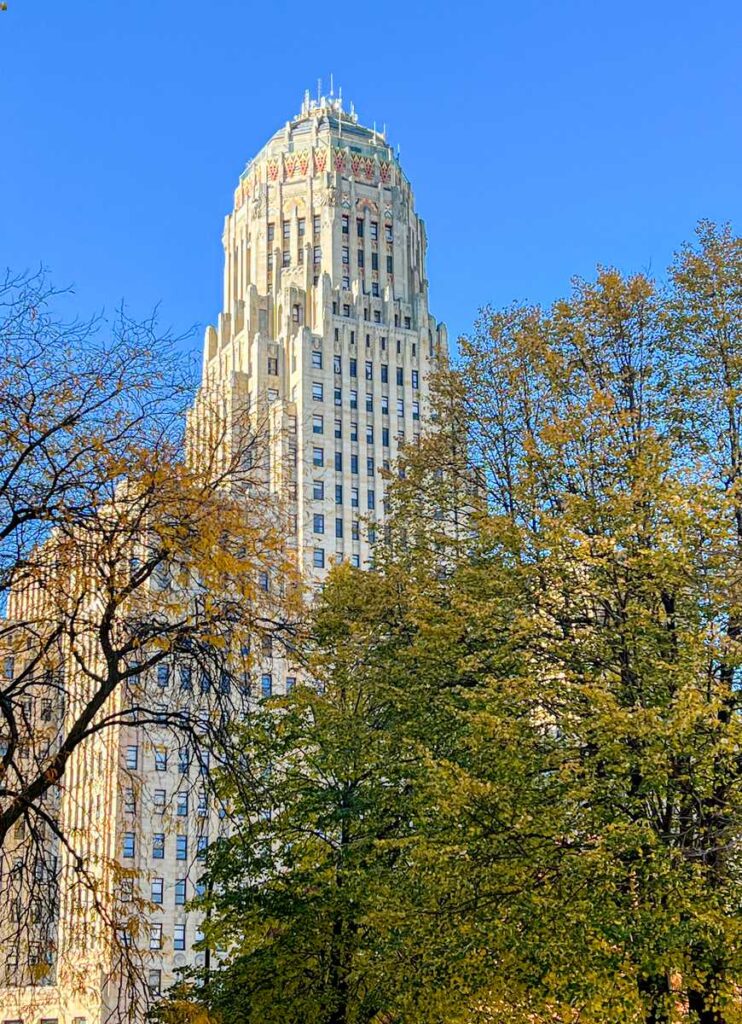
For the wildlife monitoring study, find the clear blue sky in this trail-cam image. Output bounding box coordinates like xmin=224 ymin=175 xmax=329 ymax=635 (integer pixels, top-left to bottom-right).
xmin=2 ymin=1 xmax=740 ymax=355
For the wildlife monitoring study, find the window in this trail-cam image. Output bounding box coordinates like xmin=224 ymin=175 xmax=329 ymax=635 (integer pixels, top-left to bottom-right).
xmin=313 ymin=414 xmax=324 ymax=435
xmin=412 ymin=401 xmax=420 ymax=421
xmin=385 ymin=223 xmax=393 ymax=241
xmin=313 ymin=214 xmax=321 ymax=234
xmin=176 ymin=835 xmax=187 ymax=861
xmin=3 ymin=656 xmax=14 ymax=679
xmin=397 ymin=338 xmax=402 ymax=353
xmin=404 ymin=316 xmax=411 ymax=329
xmin=357 ymin=249 xmax=364 ymax=268
xmin=342 ymin=214 xmax=349 ymax=234
xmin=333 ymin=354 xmax=341 ymax=374
xmin=352 ymin=521 xmax=360 ymax=540
xmin=342 ymin=246 xmax=349 ymax=264
xmin=154 ymin=748 xmax=167 ymax=772
xmin=267 ymin=254 xmax=273 ymax=271
xmin=298 ymin=248 xmax=305 ymax=265
xmin=335 ymin=518 xmax=344 ymax=538
xmin=366 ymin=394 xmax=373 ymax=413
xmin=350 ymin=421 xmax=358 ymax=441
xmin=156 ymin=664 xmax=169 ymax=688
xmin=179 ymin=664 xmax=192 ymax=691
xmin=397 ymin=399 xmax=405 ymax=416
xmin=122 ymin=833 xmax=135 ymax=859
xmin=366 ymin=424 xmax=374 ymax=443
xmin=312 ymin=350 xmax=323 ymax=369
xmin=351 ymin=487 xmax=359 ymax=508
xmin=282 ymin=219 xmax=290 ymax=239
xmin=351 ymin=554 xmax=360 ymax=567
xmin=124 ymin=788 xmax=136 ymax=815
xmin=382 ymin=427 xmax=390 ymax=447
xmin=386 ymin=255 xmax=393 ymax=273
xmin=356 ymin=217 xmax=364 ymax=237
xmin=261 ymin=673 xmax=272 ymax=698
xmin=371 ymin=252 xmax=379 ymax=271
xmin=334 ymin=451 xmax=343 ymax=471
xmin=175 ymin=879 xmax=186 ymax=905
xmin=151 ymin=878 xmax=164 ymax=904
xmin=373 ymin=310 xmax=381 ymax=323
xmin=282 ymin=250 xmax=290 ymax=268
xmin=365 ymin=360 xmax=373 ymax=380
xmin=197 ymin=836 xmax=208 ymax=861
xmin=397 ymin=367 xmax=404 ymax=385
xmin=178 ymin=747 xmax=189 ymax=774
xmin=267 ymin=223 xmax=275 ymax=242
xmin=173 ymin=923 xmax=186 ymax=951
xmin=350 ymin=390 xmax=358 ymax=410
xmin=149 ymin=923 xmax=163 ymax=951
xmin=342 ymin=275 xmax=350 ymax=290
xmin=313 ymin=479 xmax=324 ymax=500
xmin=125 ymin=745 xmax=138 ymax=770
xmin=313 ymin=548 xmax=325 ymax=569
xmin=350 ymin=358 xmax=357 ymax=377
xmin=412 ymin=369 xmax=419 ymax=389
xmin=370 ymin=221 xmax=378 ymax=240
xmin=372 ymin=281 xmax=380 ymax=297
xmin=313 ymin=447 xmax=324 ymax=467
xmin=334 ymin=418 xmax=342 ymax=439
xmin=351 ymin=454 xmax=359 ymax=475
xmin=268 ymin=388 xmax=279 ymax=402
xmin=343 ymin=303 xmax=350 ymax=317
xmin=334 ymin=387 xmax=342 ymax=406
xmin=267 ymin=356 xmax=278 ymax=376
xmin=298 ymin=217 xmax=305 ymax=236
xmin=368 ymin=490 xmax=376 ymax=509
xmin=148 ymin=970 xmax=161 ymax=996
xmin=313 ymin=514 xmax=325 ymax=535
xmin=367 ymin=457 xmax=375 ymax=476
xmin=153 ymin=789 xmax=166 ymax=813
xmin=335 ymin=484 xmax=343 ymax=504
xmin=312 ymin=382 xmax=323 ymax=402
xmin=259 ymin=570 xmax=270 ymax=591
xmin=313 ymin=246 xmax=321 ymax=265
xmin=286 ymin=675 xmax=297 ymax=692
xmin=153 ymin=834 xmax=165 ymax=859
xmin=381 ymin=364 xmax=388 ymax=384
xmin=176 ymin=792 xmax=188 ymax=816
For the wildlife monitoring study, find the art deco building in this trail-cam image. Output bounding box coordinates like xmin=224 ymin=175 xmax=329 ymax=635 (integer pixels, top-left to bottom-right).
xmin=0 ymin=91 xmax=446 ymax=1024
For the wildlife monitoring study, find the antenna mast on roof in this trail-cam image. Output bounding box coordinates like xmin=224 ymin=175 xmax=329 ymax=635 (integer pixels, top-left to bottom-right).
xmin=330 ymin=72 xmax=334 ymax=97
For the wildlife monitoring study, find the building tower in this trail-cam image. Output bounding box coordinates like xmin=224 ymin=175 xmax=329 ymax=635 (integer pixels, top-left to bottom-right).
xmin=192 ymin=90 xmax=447 ymax=581
xmin=0 ymin=92 xmax=446 ymax=1024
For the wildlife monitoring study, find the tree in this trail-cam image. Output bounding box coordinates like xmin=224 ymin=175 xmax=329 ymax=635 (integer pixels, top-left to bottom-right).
xmin=393 ymin=224 xmax=742 ymax=1022
xmin=0 ymin=270 xmax=299 ymax=1012
xmin=155 ymin=562 xmax=438 ymax=1024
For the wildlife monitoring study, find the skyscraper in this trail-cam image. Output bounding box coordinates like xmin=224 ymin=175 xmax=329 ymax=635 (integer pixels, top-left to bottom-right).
xmin=0 ymin=92 xmax=446 ymax=1024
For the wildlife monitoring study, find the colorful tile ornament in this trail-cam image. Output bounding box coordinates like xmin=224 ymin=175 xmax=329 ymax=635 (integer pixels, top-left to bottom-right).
xmin=267 ymin=158 xmax=280 ymax=182
xmin=314 ymin=148 xmax=328 ymax=173
xmin=379 ymin=162 xmax=392 ymax=184
xmin=350 ymin=153 xmax=363 ymax=176
xmin=333 ymin=149 xmax=346 ymax=172
xmin=362 ymin=156 xmax=375 ymax=180
xmin=284 ymin=154 xmax=297 ymax=179
xmin=297 ymin=150 xmax=310 ymax=176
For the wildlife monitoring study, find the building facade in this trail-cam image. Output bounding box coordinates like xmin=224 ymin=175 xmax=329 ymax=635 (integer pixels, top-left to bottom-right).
xmin=0 ymin=92 xmax=446 ymax=1024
